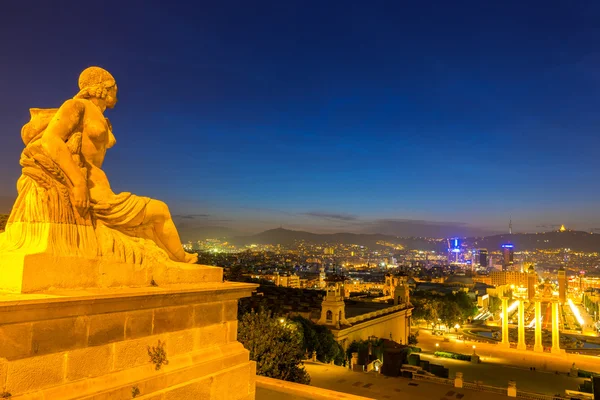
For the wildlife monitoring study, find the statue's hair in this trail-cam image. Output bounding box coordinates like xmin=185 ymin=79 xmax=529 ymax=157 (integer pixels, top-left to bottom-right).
xmin=74 ymin=84 xmax=110 ymax=100
xmin=74 ymin=66 xmax=115 ymax=100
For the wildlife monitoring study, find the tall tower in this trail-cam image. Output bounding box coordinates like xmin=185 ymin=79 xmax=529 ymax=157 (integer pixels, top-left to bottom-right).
xmin=317 ymin=281 xmax=350 ymax=328
xmin=478 ymin=249 xmax=488 ymax=268
xmin=394 ymin=281 xmax=410 ymax=305
xmin=558 ymin=266 xmax=567 ymax=304
xmin=509 ymin=216 xmax=512 ymax=235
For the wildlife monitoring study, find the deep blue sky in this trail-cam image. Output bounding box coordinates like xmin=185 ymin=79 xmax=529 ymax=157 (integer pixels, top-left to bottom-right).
xmin=1 ymin=1 xmax=599 ymax=238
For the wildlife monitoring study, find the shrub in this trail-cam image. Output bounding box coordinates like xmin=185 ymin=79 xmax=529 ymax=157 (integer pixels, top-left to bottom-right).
xmin=578 ymin=370 xmax=600 ymax=379
xmin=434 ymin=351 xmax=471 ymax=361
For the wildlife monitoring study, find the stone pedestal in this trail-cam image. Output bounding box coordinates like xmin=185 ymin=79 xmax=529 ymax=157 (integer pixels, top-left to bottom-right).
xmin=0 ymin=280 xmax=257 ymax=399
xmin=0 ymin=252 xmax=222 ymax=294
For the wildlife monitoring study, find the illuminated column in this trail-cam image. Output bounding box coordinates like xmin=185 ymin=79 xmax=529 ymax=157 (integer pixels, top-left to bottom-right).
xmin=501 ymin=297 xmax=510 ymax=348
xmin=517 ymin=300 xmax=526 ymax=350
xmin=551 ymin=301 xmax=561 ymax=354
xmin=534 ymin=300 xmax=543 ymax=352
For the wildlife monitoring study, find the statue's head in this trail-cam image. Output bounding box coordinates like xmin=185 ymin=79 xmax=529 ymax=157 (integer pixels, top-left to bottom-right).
xmin=76 ymin=67 xmax=118 ymax=109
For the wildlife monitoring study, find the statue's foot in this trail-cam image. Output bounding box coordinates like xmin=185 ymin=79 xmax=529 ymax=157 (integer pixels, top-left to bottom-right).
xmin=184 ymin=252 xmax=198 ymax=264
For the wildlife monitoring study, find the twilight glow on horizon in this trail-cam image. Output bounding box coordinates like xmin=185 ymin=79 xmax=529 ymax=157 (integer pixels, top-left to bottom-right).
xmin=1 ymin=1 xmax=599 ymax=239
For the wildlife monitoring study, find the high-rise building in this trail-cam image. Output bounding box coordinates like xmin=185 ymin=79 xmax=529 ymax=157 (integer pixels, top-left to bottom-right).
xmin=448 ymin=238 xmax=461 ymax=264
xmin=502 ymin=244 xmax=514 ymax=271
xmin=478 ymin=249 xmax=488 ymax=267
xmin=558 ymin=266 xmax=567 ymax=304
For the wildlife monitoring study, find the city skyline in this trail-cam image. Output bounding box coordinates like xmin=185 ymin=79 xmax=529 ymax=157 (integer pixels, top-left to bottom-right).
xmin=1 ymin=2 xmax=600 ymax=237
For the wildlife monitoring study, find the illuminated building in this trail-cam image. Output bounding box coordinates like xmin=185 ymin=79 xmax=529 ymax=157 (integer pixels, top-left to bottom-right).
xmin=490 ymin=270 xmax=530 ymax=287
xmin=476 ymin=248 xmax=488 ymax=267
xmin=448 ymin=238 xmax=461 ymax=264
xmin=558 ymin=266 xmax=567 ymax=304
xmin=502 ymin=243 xmax=514 ymax=271
xmin=559 ymin=224 xmax=567 ymax=232
xmin=275 ymin=272 xmax=300 ymax=288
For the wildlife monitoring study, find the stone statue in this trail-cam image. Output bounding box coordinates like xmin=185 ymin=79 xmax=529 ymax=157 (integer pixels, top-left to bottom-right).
xmin=0 ymin=67 xmax=198 ymax=277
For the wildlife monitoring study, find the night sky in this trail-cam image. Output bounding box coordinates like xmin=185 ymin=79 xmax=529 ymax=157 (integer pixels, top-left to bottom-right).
xmin=1 ymin=1 xmax=599 ymax=238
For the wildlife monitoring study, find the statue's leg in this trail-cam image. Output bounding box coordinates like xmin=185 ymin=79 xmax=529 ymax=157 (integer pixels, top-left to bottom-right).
xmin=143 ymin=199 xmax=197 ymax=263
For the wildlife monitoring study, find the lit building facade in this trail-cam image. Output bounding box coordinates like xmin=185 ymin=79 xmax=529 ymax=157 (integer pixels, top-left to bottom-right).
xmin=502 ymin=244 xmax=514 ymax=271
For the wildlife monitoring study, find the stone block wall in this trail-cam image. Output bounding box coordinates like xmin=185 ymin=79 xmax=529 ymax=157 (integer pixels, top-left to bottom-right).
xmin=0 ymin=283 xmax=256 ymax=399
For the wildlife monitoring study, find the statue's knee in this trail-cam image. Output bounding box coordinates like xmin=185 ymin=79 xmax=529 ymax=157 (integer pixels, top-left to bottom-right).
xmin=149 ymin=200 xmax=170 ymax=223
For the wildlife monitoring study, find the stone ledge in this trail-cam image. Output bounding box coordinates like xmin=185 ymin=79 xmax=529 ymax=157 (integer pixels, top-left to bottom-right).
xmin=0 ymin=282 xmax=257 ymax=325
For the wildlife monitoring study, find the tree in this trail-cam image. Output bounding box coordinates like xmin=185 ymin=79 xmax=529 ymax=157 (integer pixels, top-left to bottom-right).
xmin=238 ymin=309 xmax=310 ymax=384
xmin=291 ymin=316 xmax=345 ymax=365
xmin=440 ymin=300 xmax=462 ymax=330
xmin=408 ymin=331 xmax=419 ymax=345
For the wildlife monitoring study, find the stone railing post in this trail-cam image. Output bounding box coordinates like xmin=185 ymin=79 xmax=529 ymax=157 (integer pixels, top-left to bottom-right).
xmin=507 ymin=380 xmax=517 ymax=397
xmin=454 ymin=372 xmax=463 ymax=388
xmin=351 ymin=352 xmax=359 ymax=371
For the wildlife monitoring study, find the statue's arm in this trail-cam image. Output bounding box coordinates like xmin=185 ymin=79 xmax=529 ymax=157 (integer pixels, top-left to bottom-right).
xmin=40 ymin=99 xmax=86 ymax=187
xmin=40 ymin=99 xmax=89 ymax=213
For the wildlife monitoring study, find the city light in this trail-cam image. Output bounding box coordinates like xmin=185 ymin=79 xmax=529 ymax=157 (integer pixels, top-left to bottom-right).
xmin=567 ymin=299 xmax=585 ymax=326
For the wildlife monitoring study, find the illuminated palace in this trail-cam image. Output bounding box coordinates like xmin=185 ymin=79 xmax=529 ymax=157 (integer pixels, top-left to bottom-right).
xmin=318 ymin=277 xmax=413 ymax=348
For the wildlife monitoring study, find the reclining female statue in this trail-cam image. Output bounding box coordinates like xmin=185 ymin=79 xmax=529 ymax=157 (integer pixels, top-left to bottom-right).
xmin=0 ymin=67 xmax=197 ymax=265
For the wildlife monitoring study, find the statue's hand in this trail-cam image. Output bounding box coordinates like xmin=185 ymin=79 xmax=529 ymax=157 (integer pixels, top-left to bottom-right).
xmin=72 ymin=183 xmax=90 ymax=216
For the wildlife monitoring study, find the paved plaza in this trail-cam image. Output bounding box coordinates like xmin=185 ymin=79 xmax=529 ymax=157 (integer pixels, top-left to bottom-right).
xmin=417 ymin=329 xmax=597 ymax=395
xmin=304 ymin=362 xmax=510 ymax=400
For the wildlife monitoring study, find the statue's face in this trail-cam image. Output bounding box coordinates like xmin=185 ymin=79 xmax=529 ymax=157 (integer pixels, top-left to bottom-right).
xmin=105 ymin=84 xmax=118 ymax=109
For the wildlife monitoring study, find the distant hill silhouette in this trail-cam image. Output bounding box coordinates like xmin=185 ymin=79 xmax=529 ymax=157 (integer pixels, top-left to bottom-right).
xmin=231 ymin=227 xmax=600 ymax=252
xmin=464 ymin=230 xmax=600 ymax=253
xmin=230 ymin=227 xmax=443 ymax=250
